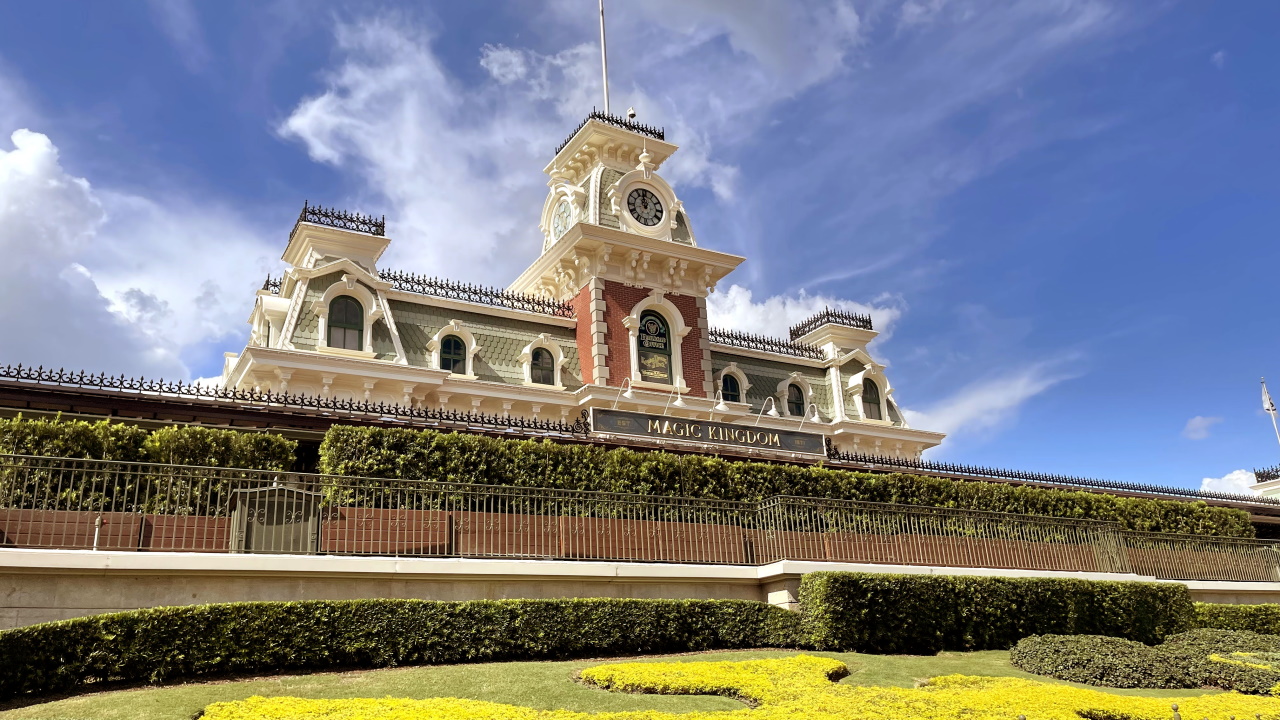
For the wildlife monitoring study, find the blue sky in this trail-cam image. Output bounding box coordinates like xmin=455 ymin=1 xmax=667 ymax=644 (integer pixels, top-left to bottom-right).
xmin=1 ymin=1 xmax=1277 ymax=493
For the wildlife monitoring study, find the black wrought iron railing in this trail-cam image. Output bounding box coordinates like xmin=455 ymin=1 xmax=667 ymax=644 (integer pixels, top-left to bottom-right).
xmin=295 ymin=201 xmax=386 ymax=237
xmin=261 ymin=276 xmax=282 ymax=295
xmin=379 ymin=271 xmax=575 ymax=318
xmin=555 ymin=109 xmax=666 ymax=155
xmin=0 ymin=363 xmax=1271 ymax=509
xmin=707 ymin=328 xmax=825 ymax=360
xmin=0 ymin=365 xmax=590 ymax=436
xmin=826 ymin=443 xmax=1280 ymax=506
xmin=2 ymin=454 xmax=1277 ymax=581
xmin=1256 ymin=465 xmax=1280 ymax=483
xmin=789 ymin=307 xmax=874 ymax=341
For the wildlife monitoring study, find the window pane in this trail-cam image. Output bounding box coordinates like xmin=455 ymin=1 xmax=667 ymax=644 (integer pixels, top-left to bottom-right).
xmin=787 ymin=384 xmax=804 ymax=416
xmin=722 ymin=375 xmax=740 ymax=403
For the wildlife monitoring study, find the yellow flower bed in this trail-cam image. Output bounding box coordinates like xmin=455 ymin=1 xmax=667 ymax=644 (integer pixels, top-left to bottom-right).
xmin=200 ymin=655 xmax=1280 ymax=720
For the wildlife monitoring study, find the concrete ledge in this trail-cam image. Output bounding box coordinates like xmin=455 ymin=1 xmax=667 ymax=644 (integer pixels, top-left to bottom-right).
xmin=0 ymin=548 xmax=1274 ymax=630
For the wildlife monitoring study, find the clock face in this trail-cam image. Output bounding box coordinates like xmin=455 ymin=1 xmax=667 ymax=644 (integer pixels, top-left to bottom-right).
xmin=551 ymin=200 xmax=572 ymax=240
xmin=627 ymin=187 xmax=664 ymax=227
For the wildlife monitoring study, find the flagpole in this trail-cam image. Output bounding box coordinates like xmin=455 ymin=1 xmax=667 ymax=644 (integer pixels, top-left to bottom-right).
xmin=1264 ymin=378 xmax=1280 ymax=450
xmin=598 ymin=0 xmax=610 ymax=115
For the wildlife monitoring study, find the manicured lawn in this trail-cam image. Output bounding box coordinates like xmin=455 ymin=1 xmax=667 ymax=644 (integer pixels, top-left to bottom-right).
xmin=0 ymin=649 xmax=1216 ymax=720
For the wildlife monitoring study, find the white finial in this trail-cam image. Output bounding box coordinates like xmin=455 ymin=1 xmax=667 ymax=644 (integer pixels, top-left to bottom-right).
xmin=627 ymin=107 xmax=636 ymax=120
xmin=598 ymin=0 xmax=610 ymax=115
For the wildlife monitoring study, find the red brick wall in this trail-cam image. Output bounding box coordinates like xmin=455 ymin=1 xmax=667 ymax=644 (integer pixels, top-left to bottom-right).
xmin=569 ymin=284 xmax=594 ymax=385
xmin=600 ymin=281 xmax=706 ymax=397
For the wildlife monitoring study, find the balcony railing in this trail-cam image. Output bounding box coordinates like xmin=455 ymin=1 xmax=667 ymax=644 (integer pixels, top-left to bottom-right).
xmin=2 ymin=454 xmax=1276 ymax=581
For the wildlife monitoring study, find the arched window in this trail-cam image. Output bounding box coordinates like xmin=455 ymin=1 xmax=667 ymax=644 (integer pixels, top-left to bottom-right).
xmin=327 ymin=296 xmax=363 ymax=351
xmin=530 ymin=347 xmax=555 ymax=385
xmin=786 ymin=383 xmax=805 ymax=417
xmin=862 ymin=379 xmax=882 ymax=420
xmin=721 ymin=374 xmax=741 ymax=403
xmin=636 ymin=310 xmax=672 ymax=384
xmin=440 ymin=335 xmax=466 ymax=374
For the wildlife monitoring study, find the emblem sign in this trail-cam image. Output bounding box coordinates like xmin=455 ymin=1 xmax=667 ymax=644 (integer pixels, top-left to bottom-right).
xmin=637 ymin=314 xmax=671 ymax=383
xmin=591 ymin=408 xmax=826 ymax=456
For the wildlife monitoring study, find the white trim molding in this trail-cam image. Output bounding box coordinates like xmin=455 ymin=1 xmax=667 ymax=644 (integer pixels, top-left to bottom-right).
xmin=716 ymin=362 xmax=751 ymax=402
xmin=622 ymin=290 xmax=691 ymax=393
xmin=776 ymin=372 xmax=814 ymax=418
xmin=312 ymin=274 xmax=385 ymax=357
xmin=427 ymin=320 xmax=482 ymax=379
xmin=519 ymin=333 xmax=568 ymax=390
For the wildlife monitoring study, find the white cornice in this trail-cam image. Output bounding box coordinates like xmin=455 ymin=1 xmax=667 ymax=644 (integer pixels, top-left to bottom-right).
xmin=235 ymin=347 xmax=449 ymax=386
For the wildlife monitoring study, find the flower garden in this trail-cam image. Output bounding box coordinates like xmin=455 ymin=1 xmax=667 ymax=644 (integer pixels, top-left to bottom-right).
xmin=3 ymin=576 xmax=1280 ymax=719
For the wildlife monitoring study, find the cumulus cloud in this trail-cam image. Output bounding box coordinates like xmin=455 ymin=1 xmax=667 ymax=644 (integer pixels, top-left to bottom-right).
xmin=1182 ymin=415 xmax=1223 ymax=441
xmin=0 ymin=127 xmax=276 ymax=378
xmin=277 ymin=3 xmax=869 ymax=283
xmin=900 ymin=360 xmax=1078 ymax=438
xmin=706 ymin=284 xmax=903 ymax=342
xmin=1201 ymin=469 xmax=1258 ymax=496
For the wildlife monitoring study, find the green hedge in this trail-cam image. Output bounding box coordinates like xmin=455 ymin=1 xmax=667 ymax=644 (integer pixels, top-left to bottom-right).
xmin=318 ymin=425 xmax=1254 ymax=537
xmin=1195 ymin=602 xmax=1280 ymax=635
xmin=797 ymin=572 xmax=1194 ymax=653
xmin=0 ymin=598 xmax=800 ymax=701
xmin=1010 ymin=628 xmax=1280 ymax=694
xmin=0 ymin=415 xmax=296 ymax=469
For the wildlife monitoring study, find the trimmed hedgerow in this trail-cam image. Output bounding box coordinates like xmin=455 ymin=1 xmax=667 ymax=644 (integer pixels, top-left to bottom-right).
xmin=318 ymin=425 xmax=1254 ymax=537
xmin=0 ymin=598 xmax=801 ymax=701
xmin=1196 ymin=601 xmax=1280 ymax=635
xmin=0 ymin=415 xmax=296 ymax=470
xmin=1011 ymin=628 xmax=1280 ymax=695
xmin=797 ymin=572 xmax=1194 ymax=653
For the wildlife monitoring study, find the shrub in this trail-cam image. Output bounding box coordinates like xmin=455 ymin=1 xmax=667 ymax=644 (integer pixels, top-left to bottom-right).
xmin=0 ymin=415 xmax=295 ymax=470
xmin=1196 ymin=601 xmax=1280 ymax=635
xmin=202 ymin=656 xmax=1280 ymax=720
xmin=1011 ymin=628 xmax=1280 ymax=695
xmin=319 ymin=425 xmax=1254 ymax=537
xmin=0 ymin=598 xmax=801 ymax=701
xmin=797 ymin=572 xmax=1194 ymax=653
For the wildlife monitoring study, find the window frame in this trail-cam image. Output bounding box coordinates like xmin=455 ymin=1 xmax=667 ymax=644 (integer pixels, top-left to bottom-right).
xmin=530 ymin=347 xmax=555 ymax=385
xmin=721 ymin=374 xmax=741 ymax=403
xmin=786 ymin=383 xmax=805 ymax=417
xmin=862 ymin=378 xmax=883 ymax=420
xmin=440 ymin=334 xmax=467 ymax=374
xmin=326 ymin=296 xmax=364 ymax=351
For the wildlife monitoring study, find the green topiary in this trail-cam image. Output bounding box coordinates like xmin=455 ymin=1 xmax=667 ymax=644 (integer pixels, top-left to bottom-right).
xmin=1011 ymin=628 xmax=1280 ymax=695
xmin=797 ymin=572 xmax=1194 ymax=653
xmin=318 ymin=424 xmax=1255 ymax=537
xmin=0 ymin=597 xmax=801 ymax=702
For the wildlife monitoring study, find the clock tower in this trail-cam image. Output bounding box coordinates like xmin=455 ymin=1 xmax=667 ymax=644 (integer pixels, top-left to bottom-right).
xmin=510 ymin=112 xmax=744 ymax=397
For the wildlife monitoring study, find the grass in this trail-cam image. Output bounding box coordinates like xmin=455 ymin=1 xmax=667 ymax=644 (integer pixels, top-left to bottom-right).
xmin=0 ymin=649 xmax=1219 ymax=720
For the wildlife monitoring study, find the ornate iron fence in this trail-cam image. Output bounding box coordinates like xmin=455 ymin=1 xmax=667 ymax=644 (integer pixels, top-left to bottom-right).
xmin=555 ymin=109 xmax=665 ymax=155
xmin=2 ymin=454 xmax=1276 ymax=580
xmin=296 ymin=201 xmax=385 ymax=236
xmin=0 ymin=364 xmax=591 ymax=436
xmin=707 ymin=328 xmax=825 ymax=360
xmin=788 ymin=307 xmax=874 ymax=340
xmin=379 ymin=270 xmax=575 ymax=318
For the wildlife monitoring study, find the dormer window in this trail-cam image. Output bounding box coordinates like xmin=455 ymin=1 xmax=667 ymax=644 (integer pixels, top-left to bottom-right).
xmin=722 ymin=374 xmax=741 ymax=403
xmin=327 ymin=297 xmax=363 ymax=351
xmin=440 ymin=335 xmax=466 ymax=374
xmin=863 ymin=379 xmax=883 ymax=420
xmin=786 ymin=383 xmax=805 ymax=417
xmin=530 ymin=348 xmax=555 ymax=385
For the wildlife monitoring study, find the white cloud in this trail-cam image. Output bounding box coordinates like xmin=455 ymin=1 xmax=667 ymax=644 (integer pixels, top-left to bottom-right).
xmin=901 ymin=361 xmax=1078 ymax=438
xmin=1211 ymin=50 xmax=1226 ymax=69
xmin=0 ymin=127 xmax=277 ymax=379
xmin=1182 ymin=415 xmax=1223 ymax=441
xmin=277 ymin=4 xmax=869 ymax=283
xmin=1201 ymin=469 xmax=1257 ymax=496
xmin=706 ymin=284 xmax=903 ymax=342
